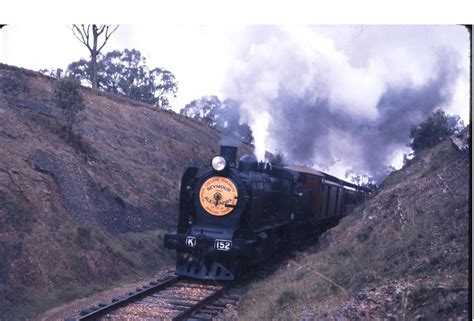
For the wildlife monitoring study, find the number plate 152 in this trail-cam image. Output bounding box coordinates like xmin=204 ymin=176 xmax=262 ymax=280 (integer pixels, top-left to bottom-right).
xmin=214 ymin=239 xmax=232 ymax=251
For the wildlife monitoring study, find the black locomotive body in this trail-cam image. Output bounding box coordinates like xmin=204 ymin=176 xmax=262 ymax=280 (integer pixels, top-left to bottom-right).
xmin=164 ymin=145 xmax=370 ymax=280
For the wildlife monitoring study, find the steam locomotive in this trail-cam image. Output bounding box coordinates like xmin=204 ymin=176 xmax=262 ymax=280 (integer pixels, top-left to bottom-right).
xmin=164 ymin=145 xmax=370 ymax=280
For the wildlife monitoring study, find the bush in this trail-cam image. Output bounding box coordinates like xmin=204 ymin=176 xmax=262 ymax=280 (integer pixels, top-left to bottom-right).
xmin=53 ymin=77 xmax=85 ymax=112
xmin=0 ymin=72 xmax=28 ymax=94
xmin=409 ymin=110 xmax=463 ymax=156
xmin=52 ymin=77 xmax=85 ymax=141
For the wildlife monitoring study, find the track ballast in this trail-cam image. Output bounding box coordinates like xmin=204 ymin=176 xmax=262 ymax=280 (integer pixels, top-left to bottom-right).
xmin=66 ymin=274 xmax=241 ymax=321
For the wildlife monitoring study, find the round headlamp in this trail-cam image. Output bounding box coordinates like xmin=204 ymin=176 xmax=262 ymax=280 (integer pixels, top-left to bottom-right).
xmin=211 ymin=156 xmax=227 ymax=171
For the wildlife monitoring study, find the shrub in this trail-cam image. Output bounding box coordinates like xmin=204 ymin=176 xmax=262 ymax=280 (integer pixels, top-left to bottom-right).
xmin=52 ymin=77 xmax=85 ymax=141
xmin=53 ymin=77 xmax=85 ymax=113
xmin=409 ymin=110 xmax=463 ymax=156
xmin=0 ymin=72 xmax=28 ymax=94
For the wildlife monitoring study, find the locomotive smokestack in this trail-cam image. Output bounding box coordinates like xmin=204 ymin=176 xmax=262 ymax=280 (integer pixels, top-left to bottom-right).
xmin=220 ymin=145 xmax=238 ymax=167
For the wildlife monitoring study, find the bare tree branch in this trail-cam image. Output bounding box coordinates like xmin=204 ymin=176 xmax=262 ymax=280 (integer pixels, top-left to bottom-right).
xmin=157 ymin=87 xmax=166 ymax=99
xmin=106 ymin=25 xmax=120 ymax=38
xmin=71 ymin=25 xmax=87 ymax=46
xmin=72 ymin=24 xmax=95 ymax=55
xmin=97 ymin=25 xmax=119 ymax=53
xmin=82 ymin=25 xmax=90 ymax=44
xmin=95 ymin=25 xmax=106 ymax=36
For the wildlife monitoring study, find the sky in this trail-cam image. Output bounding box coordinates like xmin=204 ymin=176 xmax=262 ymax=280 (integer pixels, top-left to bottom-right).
xmin=0 ymin=24 xmax=471 ymax=181
xmin=0 ymin=25 xmax=239 ymax=109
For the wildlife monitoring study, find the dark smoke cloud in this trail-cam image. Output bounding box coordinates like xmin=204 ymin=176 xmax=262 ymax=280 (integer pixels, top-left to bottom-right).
xmin=223 ymin=26 xmax=469 ymax=182
xmin=270 ymin=51 xmax=460 ymax=181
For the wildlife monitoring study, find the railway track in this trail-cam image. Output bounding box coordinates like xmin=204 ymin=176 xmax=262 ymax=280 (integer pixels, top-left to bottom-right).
xmin=66 ymin=274 xmax=242 ymax=321
xmin=66 ymin=240 xmax=322 ymax=321
xmin=66 ymin=235 xmax=325 ymax=321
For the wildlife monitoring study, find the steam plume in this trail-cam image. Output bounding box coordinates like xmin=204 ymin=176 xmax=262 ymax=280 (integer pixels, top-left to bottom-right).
xmin=223 ymin=26 xmax=468 ymax=182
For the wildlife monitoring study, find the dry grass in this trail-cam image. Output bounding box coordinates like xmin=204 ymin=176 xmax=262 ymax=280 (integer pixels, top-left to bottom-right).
xmin=0 ymin=229 xmax=174 ymax=320
xmin=238 ymin=138 xmax=469 ymax=320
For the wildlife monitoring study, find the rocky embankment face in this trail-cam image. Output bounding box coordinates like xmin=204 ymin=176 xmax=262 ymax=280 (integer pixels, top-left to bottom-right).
xmin=0 ymin=63 xmax=251 ymax=319
xmin=238 ymin=128 xmax=470 ymax=320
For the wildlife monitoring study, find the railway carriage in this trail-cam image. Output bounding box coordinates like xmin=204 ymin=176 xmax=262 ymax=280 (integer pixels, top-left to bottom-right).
xmin=164 ymin=145 xmax=370 ymax=280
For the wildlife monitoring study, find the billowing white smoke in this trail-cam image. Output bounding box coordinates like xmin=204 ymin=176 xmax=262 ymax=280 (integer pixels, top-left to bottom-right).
xmin=223 ymin=25 xmax=469 ymax=181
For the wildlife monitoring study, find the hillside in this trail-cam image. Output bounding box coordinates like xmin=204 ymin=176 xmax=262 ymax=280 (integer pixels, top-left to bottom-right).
xmin=238 ymin=129 xmax=470 ymax=320
xmin=0 ymin=63 xmax=251 ymax=319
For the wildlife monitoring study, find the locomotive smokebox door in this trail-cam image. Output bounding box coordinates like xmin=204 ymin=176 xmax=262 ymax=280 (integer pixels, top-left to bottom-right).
xmin=198 ymin=176 xmax=239 ymax=216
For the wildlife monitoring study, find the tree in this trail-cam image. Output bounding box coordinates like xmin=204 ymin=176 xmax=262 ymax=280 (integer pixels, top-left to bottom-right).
xmin=66 ymin=49 xmax=178 ymax=108
xmin=345 ymin=170 xmax=377 ymax=190
xmin=265 ymin=150 xmax=286 ymax=165
xmin=180 ymin=95 xmax=221 ymax=126
xmin=180 ymin=96 xmax=254 ymax=144
xmin=409 ymin=109 xmax=464 ymax=156
xmin=219 ymin=99 xmax=254 ymax=144
xmin=148 ymin=67 xmax=179 ymax=108
xmin=71 ymin=25 xmax=119 ymax=89
xmin=39 ymin=68 xmax=66 ymax=79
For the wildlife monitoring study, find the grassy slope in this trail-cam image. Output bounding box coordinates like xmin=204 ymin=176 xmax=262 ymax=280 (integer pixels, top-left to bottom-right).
xmin=1 ymin=230 xmax=174 ymax=320
xmin=238 ymin=137 xmax=469 ymax=320
xmin=0 ymin=64 xmax=251 ymax=320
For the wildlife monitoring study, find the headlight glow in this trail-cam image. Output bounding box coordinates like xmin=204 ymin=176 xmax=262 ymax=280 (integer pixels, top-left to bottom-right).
xmin=211 ymin=156 xmax=227 ymax=171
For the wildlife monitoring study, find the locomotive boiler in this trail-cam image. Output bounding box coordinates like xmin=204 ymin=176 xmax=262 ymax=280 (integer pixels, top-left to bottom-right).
xmin=164 ymin=145 xmax=370 ymax=280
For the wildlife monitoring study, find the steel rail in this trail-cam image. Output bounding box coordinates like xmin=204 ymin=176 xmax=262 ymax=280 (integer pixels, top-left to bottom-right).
xmin=65 ymin=275 xmax=181 ymax=321
xmin=172 ymin=283 xmax=231 ymax=321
